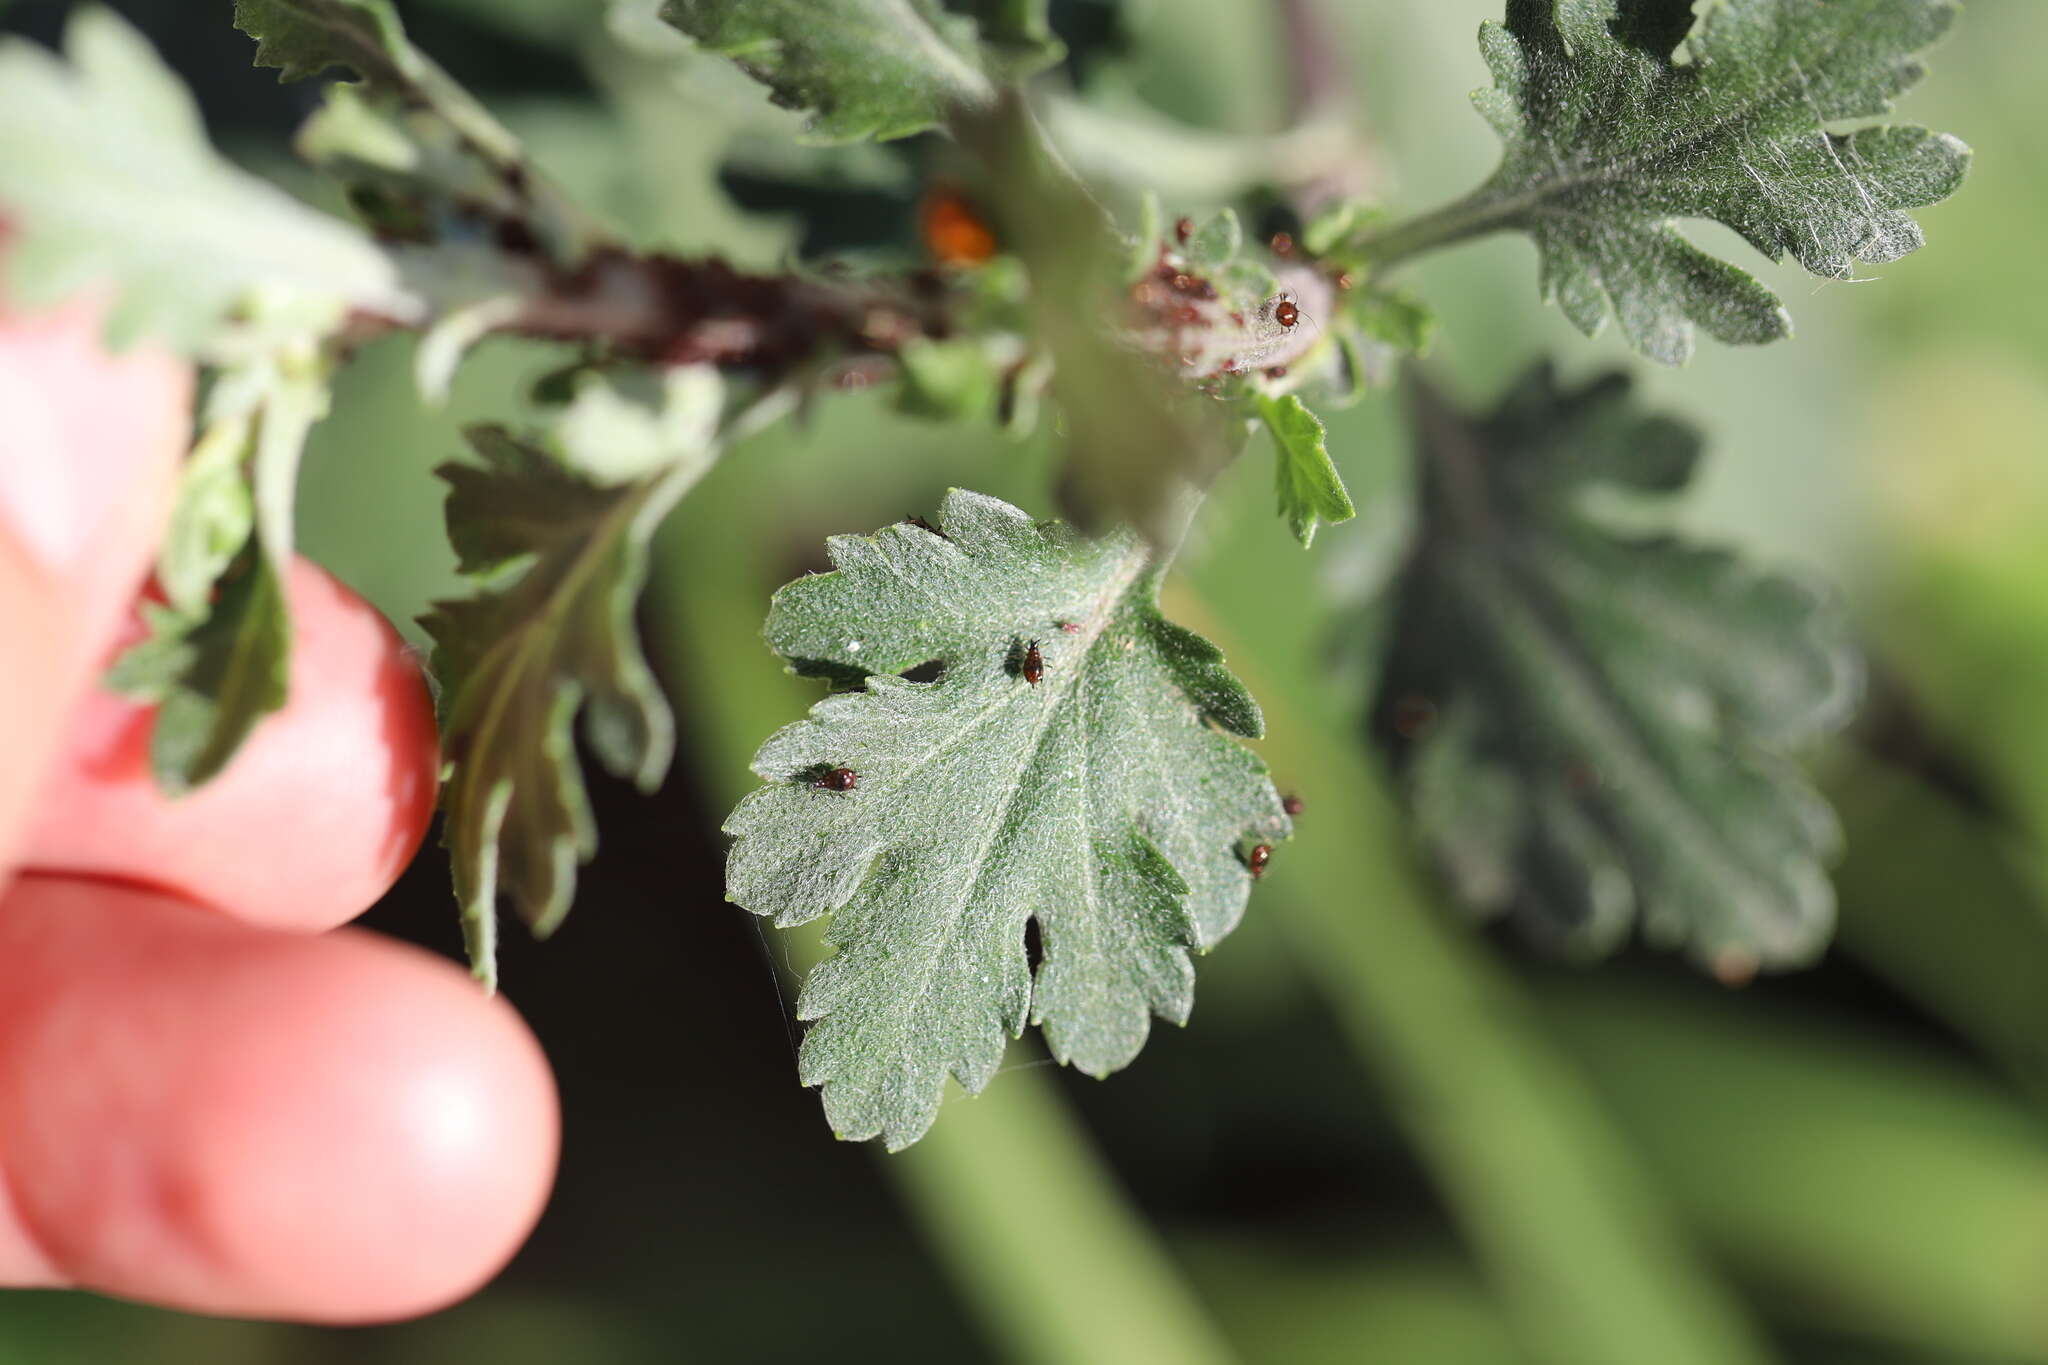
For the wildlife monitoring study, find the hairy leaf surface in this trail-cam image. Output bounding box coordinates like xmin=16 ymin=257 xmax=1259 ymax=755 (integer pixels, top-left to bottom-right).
xmin=1256 ymin=394 xmax=1355 ymax=549
xmin=1373 ymin=367 xmax=1860 ymax=973
xmin=235 ymin=0 xmax=523 ymax=165
xmin=108 ymin=341 xmax=330 ymax=792
xmin=423 ymin=407 xmax=717 ymax=986
xmin=1366 ymin=0 xmax=1970 ymax=363
xmin=726 ymin=491 xmax=1288 ymax=1148
xmin=661 ymin=0 xmax=1003 ymax=143
xmin=0 ymin=9 xmax=402 ymax=351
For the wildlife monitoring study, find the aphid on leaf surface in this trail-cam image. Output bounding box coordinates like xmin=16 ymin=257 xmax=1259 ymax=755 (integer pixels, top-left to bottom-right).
xmin=1282 ymin=794 xmax=1304 ymax=817
xmin=1058 ymin=621 xmax=1082 ymax=634
xmin=1274 ymin=299 xmax=1300 ymax=329
xmin=814 ymin=767 xmax=859 ymax=792
xmin=1023 ymin=639 xmax=1044 ymax=686
xmin=1174 ymin=216 xmax=1194 ymax=244
xmin=1391 ymin=693 xmax=1437 ymax=739
xmin=1248 ymin=844 xmax=1272 ymax=879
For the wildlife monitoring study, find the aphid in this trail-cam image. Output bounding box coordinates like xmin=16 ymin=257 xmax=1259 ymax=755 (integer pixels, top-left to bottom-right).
xmin=1248 ymin=844 xmax=1273 ymax=879
xmin=1564 ymin=760 xmax=1601 ymax=796
xmin=1282 ymin=794 xmax=1305 ymax=817
xmin=1391 ymin=693 xmax=1437 ymax=739
xmin=1274 ymin=298 xmax=1300 ymax=329
xmin=1264 ymin=365 xmax=1288 ymax=380
xmin=1334 ymin=271 xmax=1355 ymax=292
xmin=1023 ymin=639 xmax=1044 ymax=686
xmin=814 ymin=767 xmax=859 ymax=792
xmin=1269 ymin=230 xmax=1296 ymax=257
xmin=1058 ymin=621 xmax=1082 ymax=634
xmin=1174 ymin=216 xmax=1194 ymax=244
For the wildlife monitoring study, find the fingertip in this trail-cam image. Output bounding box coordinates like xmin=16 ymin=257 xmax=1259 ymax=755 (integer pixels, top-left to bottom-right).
xmin=0 ymin=877 xmax=558 ymax=1322
xmin=24 ymin=557 xmax=441 ymax=932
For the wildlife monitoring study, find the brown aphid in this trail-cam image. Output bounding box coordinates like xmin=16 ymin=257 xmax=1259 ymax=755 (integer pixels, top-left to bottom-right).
xmin=1172 ymin=272 xmax=1196 ymax=293
xmin=814 ymin=767 xmax=859 ymax=792
xmin=1274 ymin=298 xmax=1300 ymax=329
xmin=1248 ymin=844 xmax=1273 ymax=879
xmin=1269 ymin=230 xmax=1296 ymax=257
xmin=1264 ymin=365 xmax=1289 ymax=380
xmin=1334 ymin=271 xmax=1356 ymax=292
xmin=1174 ymin=216 xmax=1194 ymax=244
xmin=1564 ymin=760 xmax=1601 ymax=796
xmin=1058 ymin=621 xmax=1082 ymax=634
xmin=1391 ymin=693 xmax=1437 ymax=739
xmin=1023 ymin=639 xmax=1045 ymax=685
xmin=1282 ymin=794 xmax=1305 ymax=817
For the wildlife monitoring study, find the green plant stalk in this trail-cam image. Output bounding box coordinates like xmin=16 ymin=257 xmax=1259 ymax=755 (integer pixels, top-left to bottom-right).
xmin=1175 ymin=583 xmax=1773 ymax=1365
xmin=1541 ymin=980 xmax=2048 ymax=1361
xmin=1826 ymin=748 xmax=2048 ymax=1100
xmin=1348 ymin=180 xmax=1529 ymax=272
xmin=649 ymin=511 xmax=1238 ymax=1365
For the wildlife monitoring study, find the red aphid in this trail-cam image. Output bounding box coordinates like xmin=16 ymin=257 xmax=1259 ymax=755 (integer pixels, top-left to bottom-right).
xmin=1274 ymin=299 xmax=1300 ymax=329
xmin=1248 ymin=844 xmax=1272 ymax=879
xmin=814 ymin=767 xmax=859 ymax=792
xmin=1023 ymin=639 xmax=1044 ymax=686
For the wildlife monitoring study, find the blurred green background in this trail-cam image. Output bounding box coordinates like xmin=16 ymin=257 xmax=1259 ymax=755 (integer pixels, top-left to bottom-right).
xmin=5 ymin=2 xmax=2048 ymax=1362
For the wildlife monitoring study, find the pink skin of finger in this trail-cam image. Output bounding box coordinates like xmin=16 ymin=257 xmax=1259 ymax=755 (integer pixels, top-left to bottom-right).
xmin=0 ymin=876 xmax=558 ymax=1322
xmin=1 ymin=259 xmax=560 ymax=1323
xmin=21 ymin=557 xmax=442 ymax=934
xmin=0 ymin=290 xmax=187 ymax=880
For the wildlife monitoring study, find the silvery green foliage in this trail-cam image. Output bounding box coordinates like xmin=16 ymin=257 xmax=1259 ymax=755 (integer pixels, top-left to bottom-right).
xmin=727 ymin=491 xmax=1289 ymax=1148
xmin=1377 ymin=0 xmax=1970 ymax=363
xmin=660 ymin=0 xmax=1059 ymax=143
xmin=0 ymin=9 xmax=403 ymax=351
xmin=1375 ymin=367 xmax=1860 ymax=974
xmin=423 ymin=381 xmax=723 ymax=987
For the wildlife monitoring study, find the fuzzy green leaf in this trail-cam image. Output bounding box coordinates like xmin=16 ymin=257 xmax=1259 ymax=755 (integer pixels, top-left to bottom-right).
xmin=424 ymin=407 xmax=719 ymax=986
xmin=1369 ymin=0 xmax=1970 ymax=364
xmin=234 ymin=0 xmax=522 ymax=165
xmin=107 ymin=337 xmax=330 ymax=793
xmin=0 ymin=8 xmax=403 ymax=353
xmin=660 ymin=0 xmax=998 ymax=143
xmin=1256 ymin=394 xmax=1354 ymax=548
xmin=725 ymin=490 xmax=1288 ymax=1149
xmin=1374 ymin=367 xmax=1860 ymax=974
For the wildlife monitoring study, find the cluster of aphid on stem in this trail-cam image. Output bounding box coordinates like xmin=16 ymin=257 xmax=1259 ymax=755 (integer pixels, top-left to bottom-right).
xmin=1123 ymin=215 xmax=1344 ymax=393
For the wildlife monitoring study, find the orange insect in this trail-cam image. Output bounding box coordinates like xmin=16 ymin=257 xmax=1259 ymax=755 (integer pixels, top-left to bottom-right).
xmin=919 ymin=186 xmax=998 ymax=267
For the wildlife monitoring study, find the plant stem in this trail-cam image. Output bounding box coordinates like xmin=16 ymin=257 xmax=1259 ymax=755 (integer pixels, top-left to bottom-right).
xmin=649 ymin=502 xmax=1238 ymax=1365
xmin=1174 ymin=581 xmax=1775 ymax=1365
xmin=1354 ymin=181 xmax=1523 ymax=272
